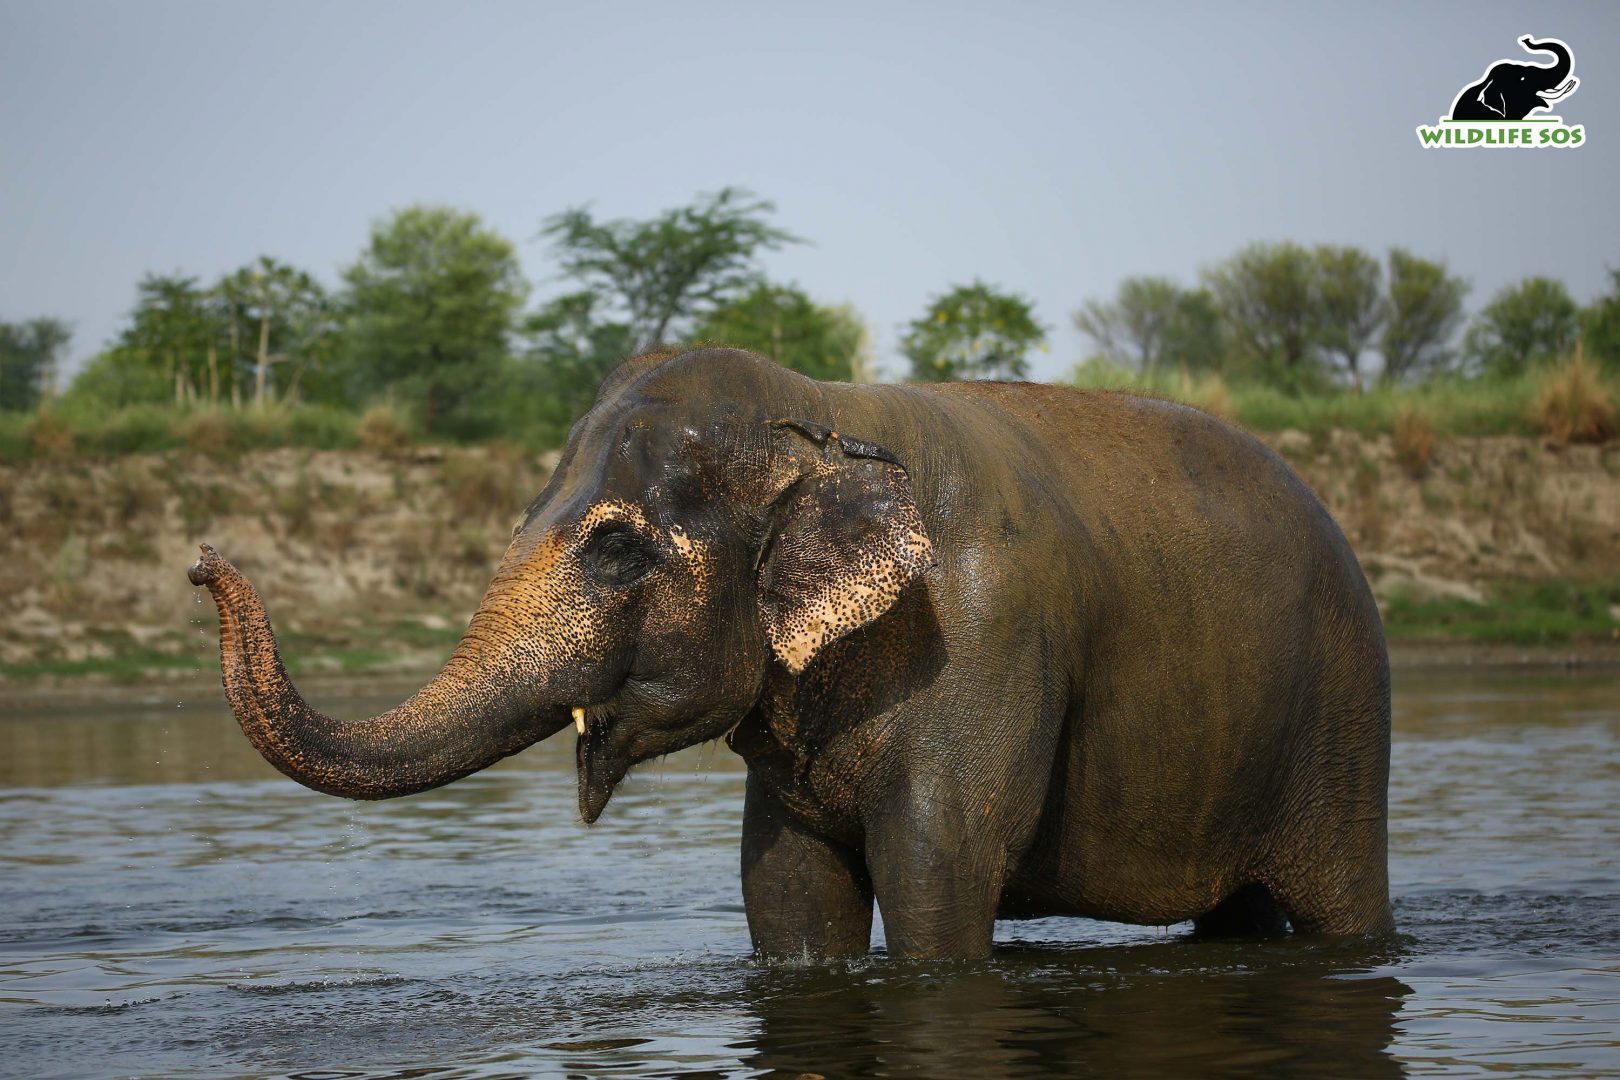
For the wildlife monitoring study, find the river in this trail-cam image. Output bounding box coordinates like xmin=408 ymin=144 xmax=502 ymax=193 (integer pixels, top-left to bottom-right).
xmin=2 ymin=666 xmax=1617 ymax=1078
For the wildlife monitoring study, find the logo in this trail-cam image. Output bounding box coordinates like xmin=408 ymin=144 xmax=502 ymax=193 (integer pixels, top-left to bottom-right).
xmin=1416 ymin=35 xmax=1584 ymax=149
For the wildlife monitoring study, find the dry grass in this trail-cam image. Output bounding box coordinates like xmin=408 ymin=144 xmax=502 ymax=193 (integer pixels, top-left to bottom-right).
xmin=1182 ymin=371 xmax=1234 ymax=422
xmin=178 ymin=410 xmax=235 ymax=454
xmin=357 ymin=404 xmax=413 ymax=453
xmin=47 ymin=534 xmax=88 ymax=611
xmin=1533 ymin=344 xmax=1617 ymax=444
xmin=1393 ymin=407 xmax=1436 ymax=479
xmin=1347 ymin=455 xmax=1388 ymax=547
xmin=30 ymin=413 xmax=76 ymax=458
xmin=440 ymin=446 xmax=530 ymax=520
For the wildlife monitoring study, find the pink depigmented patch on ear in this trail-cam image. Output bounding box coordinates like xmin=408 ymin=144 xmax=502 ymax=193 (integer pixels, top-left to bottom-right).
xmin=759 ymin=458 xmax=934 ymax=674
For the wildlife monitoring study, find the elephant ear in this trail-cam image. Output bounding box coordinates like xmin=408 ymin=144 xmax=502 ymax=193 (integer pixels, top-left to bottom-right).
xmin=1480 ymin=81 xmax=1507 ymax=117
xmin=757 ymin=419 xmax=934 ymax=674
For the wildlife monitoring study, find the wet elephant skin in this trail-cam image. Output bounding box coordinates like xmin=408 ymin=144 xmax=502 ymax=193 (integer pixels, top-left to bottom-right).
xmin=193 ymin=347 xmax=1393 ymax=960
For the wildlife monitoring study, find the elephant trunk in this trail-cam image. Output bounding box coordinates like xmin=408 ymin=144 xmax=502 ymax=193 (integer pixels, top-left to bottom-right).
xmin=1522 ymin=36 xmax=1572 ymax=87
xmin=189 ymin=544 xmax=571 ymax=800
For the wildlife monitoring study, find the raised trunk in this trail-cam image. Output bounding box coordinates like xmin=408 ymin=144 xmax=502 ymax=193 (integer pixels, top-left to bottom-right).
xmin=1523 ymin=37 xmax=1572 ymax=86
xmin=188 ymin=545 xmax=569 ymax=799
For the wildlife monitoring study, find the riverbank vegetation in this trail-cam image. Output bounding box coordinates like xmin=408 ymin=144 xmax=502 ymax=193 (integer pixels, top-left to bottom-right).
xmin=4 ymin=191 xmax=1618 ymax=463
xmin=2 ymin=427 xmax=1615 ymax=683
xmin=1 ymin=191 xmax=1616 ymax=674
xmin=1382 ymin=578 xmax=1620 ymax=647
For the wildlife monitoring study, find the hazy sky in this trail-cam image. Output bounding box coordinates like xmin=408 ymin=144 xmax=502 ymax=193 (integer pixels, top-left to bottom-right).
xmin=3 ymin=1 xmax=1616 ymax=381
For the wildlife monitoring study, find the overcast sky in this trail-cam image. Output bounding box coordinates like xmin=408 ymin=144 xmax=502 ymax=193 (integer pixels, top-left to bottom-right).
xmin=3 ymin=0 xmax=1616 ymax=382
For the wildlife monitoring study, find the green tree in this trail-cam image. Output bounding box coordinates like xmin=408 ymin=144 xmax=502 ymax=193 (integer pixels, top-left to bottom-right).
xmin=692 ymin=283 xmax=866 ymax=381
xmin=518 ymin=291 xmax=638 ymax=428
xmin=340 ymin=205 xmax=528 ymax=434
xmin=1464 ymin=276 xmax=1580 ymax=378
xmin=1203 ymin=242 xmax=1322 ymax=378
xmin=0 ymin=317 xmax=71 ymax=410
xmin=1313 ymin=246 xmax=1384 ymax=392
xmin=539 ymin=187 xmax=799 ymax=351
xmin=220 ymin=257 xmax=333 ymax=406
xmin=115 ymin=274 xmax=215 ymax=406
xmin=902 ymin=281 xmax=1046 ymax=382
xmin=1073 ymin=276 xmax=1222 ymax=373
xmin=1579 ymin=267 xmax=1620 ymax=373
xmin=61 ymin=350 xmax=170 ymax=408
xmin=1379 ymin=249 xmax=1468 ymax=384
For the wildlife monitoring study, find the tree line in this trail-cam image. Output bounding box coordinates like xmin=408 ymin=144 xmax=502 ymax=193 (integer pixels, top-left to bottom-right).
xmin=4 ymin=191 xmax=1617 ymax=443
xmin=1074 ymin=242 xmax=1620 ymax=390
xmin=0 ymin=190 xmax=876 ymax=442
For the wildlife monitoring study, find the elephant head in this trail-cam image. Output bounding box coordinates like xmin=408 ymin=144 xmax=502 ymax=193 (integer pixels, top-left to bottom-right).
xmin=1451 ymin=36 xmax=1577 ymax=121
xmin=190 ymin=349 xmax=933 ymax=822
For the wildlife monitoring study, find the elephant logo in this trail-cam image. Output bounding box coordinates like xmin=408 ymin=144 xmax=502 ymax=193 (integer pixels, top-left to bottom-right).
xmin=1416 ymin=35 xmax=1585 ymax=149
xmin=1450 ymin=36 xmax=1578 ymax=121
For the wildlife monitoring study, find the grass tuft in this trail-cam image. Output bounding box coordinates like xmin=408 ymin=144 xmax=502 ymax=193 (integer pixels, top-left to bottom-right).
xmin=1532 ymin=344 xmax=1617 ymax=444
xmin=357 ymin=403 xmax=414 ymax=453
xmin=1392 ymin=406 xmax=1435 ymax=479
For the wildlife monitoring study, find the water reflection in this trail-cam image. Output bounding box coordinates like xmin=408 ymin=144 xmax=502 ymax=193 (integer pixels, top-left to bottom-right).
xmin=1 ymin=665 xmax=1617 ymax=1077
xmin=737 ymin=944 xmax=1410 ymax=1078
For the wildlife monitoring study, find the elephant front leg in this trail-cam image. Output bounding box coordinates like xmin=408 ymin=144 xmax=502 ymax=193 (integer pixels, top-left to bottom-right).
xmin=863 ymin=789 xmax=1010 ymax=961
xmin=741 ymin=772 xmax=873 ymax=960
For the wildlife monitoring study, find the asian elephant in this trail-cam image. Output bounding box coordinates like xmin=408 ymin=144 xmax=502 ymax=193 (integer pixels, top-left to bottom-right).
xmin=190 ymin=347 xmax=1393 ymax=961
xmin=1450 ymin=36 xmax=1577 ymax=121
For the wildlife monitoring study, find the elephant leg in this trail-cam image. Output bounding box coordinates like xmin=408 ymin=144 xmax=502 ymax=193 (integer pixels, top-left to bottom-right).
xmin=741 ymin=772 xmax=873 ymax=960
xmin=862 ymin=789 xmax=1012 ymax=961
xmin=1192 ymin=883 xmax=1289 ymax=937
xmin=859 ymin=677 xmax=1061 ymax=960
xmin=1263 ymin=788 xmax=1394 ymax=935
xmin=1266 ymin=690 xmax=1395 ymax=936
xmin=1267 ymin=848 xmax=1394 ymax=936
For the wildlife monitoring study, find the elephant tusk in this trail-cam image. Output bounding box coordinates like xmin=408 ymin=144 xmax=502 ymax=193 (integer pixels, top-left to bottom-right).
xmin=573 ymin=707 xmax=586 ymax=735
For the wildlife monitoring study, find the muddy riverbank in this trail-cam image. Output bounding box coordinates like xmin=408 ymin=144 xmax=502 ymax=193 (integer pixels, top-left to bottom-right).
xmin=1 ymin=431 xmax=1616 ymax=684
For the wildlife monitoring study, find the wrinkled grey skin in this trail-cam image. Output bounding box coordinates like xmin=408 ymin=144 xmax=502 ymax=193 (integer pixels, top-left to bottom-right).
xmin=195 ymin=348 xmax=1393 ymax=960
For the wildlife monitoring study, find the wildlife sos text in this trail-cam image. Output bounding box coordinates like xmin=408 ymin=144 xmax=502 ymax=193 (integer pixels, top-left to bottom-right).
xmin=1417 ymin=121 xmax=1584 ymax=148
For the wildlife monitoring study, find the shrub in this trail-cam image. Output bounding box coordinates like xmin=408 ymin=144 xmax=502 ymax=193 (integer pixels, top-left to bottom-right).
xmin=1392 ymin=407 xmax=1435 ymax=478
xmin=288 ymin=405 xmax=359 ymax=450
xmin=1532 ymin=344 xmax=1617 ymax=444
xmin=47 ymin=533 xmax=89 ymax=610
xmin=0 ymin=411 xmax=30 ymax=459
xmin=86 ymin=405 xmax=181 ymax=455
xmin=179 ymin=409 xmax=236 ymax=454
xmin=29 ymin=412 xmax=76 ymax=458
xmin=357 ymin=403 xmax=414 ymax=452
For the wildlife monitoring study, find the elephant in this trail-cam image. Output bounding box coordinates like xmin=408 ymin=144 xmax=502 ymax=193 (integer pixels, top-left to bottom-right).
xmin=189 ymin=346 xmax=1394 ymax=961
xmin=1450 ymin=36 xmax=1577 ymax=121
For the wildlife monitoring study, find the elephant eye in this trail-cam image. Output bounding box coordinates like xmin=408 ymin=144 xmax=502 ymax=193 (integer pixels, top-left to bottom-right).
xmin=580 ymin=524 xmax=657 ymax=589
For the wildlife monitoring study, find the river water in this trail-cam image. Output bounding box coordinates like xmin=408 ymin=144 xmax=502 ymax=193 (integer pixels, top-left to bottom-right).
xmin=1 ymin=666 xmax=1617 ymax=1078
